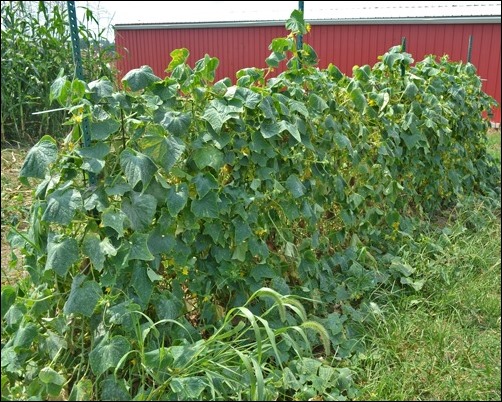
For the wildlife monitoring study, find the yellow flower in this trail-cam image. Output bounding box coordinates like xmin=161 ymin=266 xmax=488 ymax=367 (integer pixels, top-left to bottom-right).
xmin=73 ymin=114 xmax=83 ymax=124
xmin=392 ymin=221 xmax=400 ymax=231
xmin=182 ymin=267 xmax=189 ymax=275
xmin=306 ymin=23 xmax=312 ymax=33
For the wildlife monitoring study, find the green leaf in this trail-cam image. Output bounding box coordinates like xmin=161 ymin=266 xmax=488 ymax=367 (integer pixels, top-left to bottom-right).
xmin=89 ymin=78 xmax=114 ymax=100
xmin=19 ymin=135 xmax=58 ymax=181
xmin=82 ymin=233 xmax=104 ymax=271
xmin=170 ymin=377 xmax=206 ymax=399
xmin=77 ymin=142 xmax=110 ymax=174
xmin=105 ymin=176 xmax=132 ymax=196
xmin=129 ymin=232 xmax=154 ymax=261
xmin=401 ymin=132 xmax=422 ymax=150
xmin=64 ymin=274 xmax=102 ymax=317
xmin=139 ymin=125 xmax=185 ymax=172
xmin=69 ymin=378 xmax=94 ymax=401
xmin=285 ymin=174 xmax=306 ymax=198
xmin=350 ymin=88 xmax=367 ymax=113
xmin=233 ymin=217 xmax=252 ymax=243
xmin=232 ymin=243 xmax=248 ymax=262
xmin=167 ymin=48 xmax=190 ymax=72
xmin=191 ymin=191 xmax=219 ymax=218
xmin=102 ymin=207 xmax=127 ymax=237
xmin=194 ymin=54 xmax=220 ymax=82
xmin=120 ymin=148 xmax=157 ymax=189
xmin=46 ymin=235 xmax=79 ymax=277
xmin=90 ymin=118 xmax=120 ymax=141
xmin=39 ymin=367 xmax=65 ymax=386
xmin=192 ymin=173 xmax=218 ymax=198
xmin=1 ymin=286 xmax=16 ymax=319
xmin=89 ymin=336 xmax=131 ymax=376
xmin=348 ymin=193 xmax=364 ymax=209
xmin=269 ymin=37 xmax=294 ymax=52
xmin=121 ymin=192 xmax=157 ymax=232
xmin=131 ymin=262 xmax=153 ymax=307
xmin=286 ymin=9 xmax=307 ymax=34
xmin=308 ymin=93 xmax=328 ymax=114
xmin=50 ymin=75 xmax=70 ymax=105
xmin=100 ymin=377 xmax=131 ymax=401
xmin=13 ymin=323 xmax=38 ymax=349
xmin=259 ymin=96 xmax=277 ymax=119
xmin=166 ymin=183 xmax=189 ymax=216
xmin=224 ymin=86 xmax=261 ymax=109
xmin=333 ymin=133 xmax=352 ymax=151
xmin=122 ymin=65 xmax=160 ymax=91
xmin=289 ymin=100 xmax=309 ymax=118
xmin=160 ymin=111 xmax=192 ymax=136
xmin=193 ymin=145 xmax=224 ymax=170
xmin=265 ymin=51 xmax=286 ymax=68
xmin=42 ymin=183 xmax=82 ymax=225
xmin=202 ymin=99 xmax=240 ymax=133
xmin=260 ymin=120 xmax=301 ymax=142
xmin=403 ymin=82 xmax=419 ymax=99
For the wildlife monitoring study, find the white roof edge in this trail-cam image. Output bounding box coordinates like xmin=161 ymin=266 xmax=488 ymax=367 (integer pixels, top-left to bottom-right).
xmin=114 ymin=16 xmax=501 ymax=30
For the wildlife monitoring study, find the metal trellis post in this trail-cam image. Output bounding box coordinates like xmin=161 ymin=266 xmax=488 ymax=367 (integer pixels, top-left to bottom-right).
xmin=67 ymin=1 xmax=95 ymax=186
xmin=297 ymin=1 xmax=304 ymax=52
xmin=467 ymin=35 xmax=473 ymax=63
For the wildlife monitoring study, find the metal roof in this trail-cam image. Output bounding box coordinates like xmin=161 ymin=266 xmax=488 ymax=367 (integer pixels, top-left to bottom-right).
xmin=115 ymin=1 xmax=501 ymax=30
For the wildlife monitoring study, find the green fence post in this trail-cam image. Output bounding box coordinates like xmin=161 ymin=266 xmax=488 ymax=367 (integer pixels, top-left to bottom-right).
xmin=67 ymin=1 xmax=96 ymax=186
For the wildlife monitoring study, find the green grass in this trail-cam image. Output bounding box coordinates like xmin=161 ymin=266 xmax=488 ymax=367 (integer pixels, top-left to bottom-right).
xmin=356 ymin=201 xmax=501 ymax=401
xmin=487 ymin=128 xmax=501 ymax=162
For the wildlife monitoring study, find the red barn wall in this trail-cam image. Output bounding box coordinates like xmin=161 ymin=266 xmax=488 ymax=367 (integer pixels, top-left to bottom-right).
xmin=115 ymin=23 xmax=501 ymax=122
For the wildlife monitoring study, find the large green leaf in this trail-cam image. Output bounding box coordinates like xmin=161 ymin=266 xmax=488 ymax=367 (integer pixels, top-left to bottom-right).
xmin=13 ymin=323 xmax=38 ymax=350
xmin=308 ymin=93 xmax=328 ymax=114
xmin=193 ymin=54 xmax=219 ymax=82
xmin=1 ymin=286 xmax=16 ymax=320
xmin=42 ymin=183 xmax=82 ymax=225
xmin=202 ymin=99 xmax=241 ymax=133
xmin=224 ymin=86 xmax=261 ymax=109
xmin=100 ymin=377 xmax=132 ymax=401
xmin=39 ymin=367 xmax=65 ymax=386
xmin=120 ymin=148 xmax=157 ymax=189
xmin=89 ymin=78 xmax=114 ymax=100
xmin=46 ymin=235 xmax=79 ymax=277
xmin=170 ymin=377 xmax=207 ymax=400
xmin=19 ymin=135 xmax=58 ymax=181
xmin=64 ymin=275 xmax=102 ymax=317
xmin=138 ymin=125 xmax=185 ymax=172
xmin=90 ymin=118 xmax=120 ymax=141
xmin=350 ymin=88 xmax=367 ymax=113
xmin=129 ymin=232 xmax=154 ymax=261
xmin=266 ymin=51 xmax=286 ymax=68
xmin=285 ymin=174 xmax=306 ymax=198
xmin=130 ymin=262 xmax=154 ymax=307
xmin=89 ymin=336 xmax=131 ymax=376
xmin=166 ymin=183 xmax=189 ymax=216
xmin=69 ymin=379 xmax=94 ymax=401
xmin=191 ymin=191 xmax=219 ymax=218
xmin=121 ymin=192 xmax=157 ymax=232
xmin=102 ymin=207 xmax=127 ymax=238
xmin=82 ymin=233 xmax=117 ymax=271
xmin=233 ymin=217 xmax=252 ymax=243
xmin=286 ymin=9 xmax=307 ymax=34
xmin=122 ymin=65 xmax=160 ymax=91
xmin=166 ymin=48 xmax=190 ymax=72
xmin=77 ymin=142 xmax=110 ymax=174
xmin=160 ymin=111 xmax=192 ymax=136
xmin=260 ymin=120 xmax=301 ymax=142
xmin=193 ymin=145 xmax=224 ymax=170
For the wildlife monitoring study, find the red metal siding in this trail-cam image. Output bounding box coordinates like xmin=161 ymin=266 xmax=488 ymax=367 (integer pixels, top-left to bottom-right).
xmin=116 ymin=23 xmax=501 ymax=122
